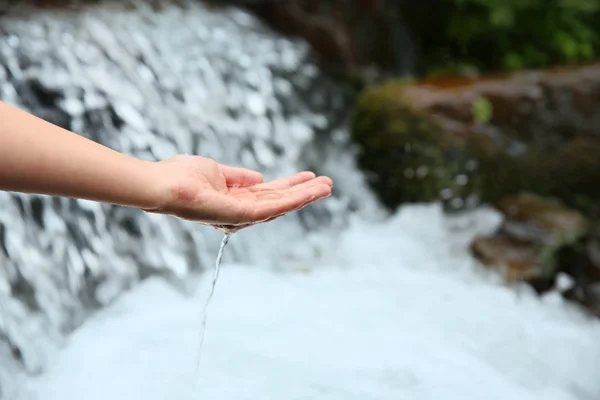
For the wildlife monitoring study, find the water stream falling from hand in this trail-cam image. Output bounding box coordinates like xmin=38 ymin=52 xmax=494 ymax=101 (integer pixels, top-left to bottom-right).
xmin=194 ymin=232 xmax=231 ymax=390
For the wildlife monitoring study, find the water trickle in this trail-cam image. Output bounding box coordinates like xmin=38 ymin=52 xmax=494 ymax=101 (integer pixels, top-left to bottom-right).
xmin=194 ymin=232 xmax=231 ymax=389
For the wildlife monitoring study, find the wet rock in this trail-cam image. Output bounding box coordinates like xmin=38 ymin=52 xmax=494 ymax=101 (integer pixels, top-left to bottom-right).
xmin=471 ymin=194 xmax=589 ymax=281
xmin=562 ymin=225 xmax=600 ymax=317
xmin=471 ymin=235 xmax=543 ymax=283
xmin=351 ymin=64 xmax=600 ymax=215
xmin=589 ymin=239 xmax=600 ymax=271
xmin=584 ymin=283 xmax=600 ymax=317
xmin=471 ymin=193 xmax=600 ymax=316
xmin=560 ymin=244 xmax=600 ymax=318
xmin=496 ymin=193 xmax=589 ymax=247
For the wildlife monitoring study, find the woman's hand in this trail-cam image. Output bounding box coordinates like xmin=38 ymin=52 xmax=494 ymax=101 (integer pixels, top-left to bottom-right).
xmin=145 ymin=155 xmax=333 ymax=232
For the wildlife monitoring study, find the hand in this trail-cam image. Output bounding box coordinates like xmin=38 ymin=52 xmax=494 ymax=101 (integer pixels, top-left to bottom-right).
xmin=144 ymin=155 xmax=333 ymax=233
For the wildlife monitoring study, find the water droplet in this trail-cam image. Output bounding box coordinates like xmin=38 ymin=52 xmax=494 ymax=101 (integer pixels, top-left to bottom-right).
xmin=466 ymin=159 xmax=479 ymax=171
xmin=61 ymin=98 xmax=84 ymax=116
xmin=440 ymin=188 xmax=453 ymax=199
xmin=450 ymin=197 xmax=464 ymax=209
xmin=556 ymin=272 xmax=575 ymax=292
xmin=466 ymin=194 xmax=480 ymax=209
xmin=7 ymin=35 xmax=19 ymax=48
xmin=246 ymin=93 xmax=266 ymax=116
xmin=313 ymin=115 xmax=328 ymax=129
xmin=455 ymin=174 xmax=468 ymax=186
xmin=62 ymin=32 xmax=74 ymax=45
xmin=403 ymin=168 xmax=415 ymax=179
xmin=416 ymin=166 xmax=429 ymax=178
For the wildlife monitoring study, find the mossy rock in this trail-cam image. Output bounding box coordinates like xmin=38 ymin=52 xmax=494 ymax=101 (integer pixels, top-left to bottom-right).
xmin=351 ymin=64 xmax=600 ymax=214
xmin=351 ymin=81 xmax=483 ymax=209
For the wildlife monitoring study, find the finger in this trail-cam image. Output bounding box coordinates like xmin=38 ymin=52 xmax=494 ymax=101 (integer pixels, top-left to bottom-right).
xmin=253 ymin=176 xmax=332 ymax=200
xmin=252 ymin=176 xmax=333 ymax=199
xmin=315 ymin=175 xmax=333 ymax=187
xmin=219 ymin=165 xmax=264 ymax=187
xmin=261 ymin=176 xmax=333 ymax=197
xmin=301 ymin=175 xmax=333 ymax=187
xmin=250 ymin=171 xmax=316 ymax=191
xmin=249 ymin=183 xmax=332 ymax=222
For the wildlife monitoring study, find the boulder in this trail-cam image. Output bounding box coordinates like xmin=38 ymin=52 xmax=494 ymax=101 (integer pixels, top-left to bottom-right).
xmin=471 ymin=193 xmax=600 ymax=316
xmin=471 ymin=234 xmax=545 ymax=283
xmin=496 ymin=193 xmax=589 ymax=247
xmin=471 ymin=193 xmax=588 ymax=281
xmin=351 ymin=64 xmax=600 ymax=215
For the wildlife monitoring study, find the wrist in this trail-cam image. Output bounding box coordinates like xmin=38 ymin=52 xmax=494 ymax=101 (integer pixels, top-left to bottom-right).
xmin=138 ymin=159 xmax=174 ymax=212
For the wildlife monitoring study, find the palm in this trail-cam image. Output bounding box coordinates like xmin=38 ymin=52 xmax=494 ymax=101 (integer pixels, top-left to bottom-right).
xmin=157 ymin=155 xmax=333 ymax=232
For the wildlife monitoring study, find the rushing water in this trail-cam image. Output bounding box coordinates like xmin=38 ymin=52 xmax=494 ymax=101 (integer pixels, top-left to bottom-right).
xmin=0 ymin=1 xmax=383 ymax=397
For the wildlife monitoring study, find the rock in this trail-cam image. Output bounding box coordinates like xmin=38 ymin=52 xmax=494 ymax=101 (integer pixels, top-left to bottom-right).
xmin=471 ymin=235 xmax=544 ymax=283
xmin=206 ymin=0 xmax=420 ymax=80
xmin=583 ymin=283 xmax=600 ymax=317
xmin=496 ymin=193 xmax=589 ymax=247
xmin=471 ymin=193 xmax=589 ymax=283
xmin=588 ymin=225 xmax=600 ymax=271
xmin=471 ymin=193 xmax=600 ymax=317
xmin=351 ymin=64 xmax=600 ymax=215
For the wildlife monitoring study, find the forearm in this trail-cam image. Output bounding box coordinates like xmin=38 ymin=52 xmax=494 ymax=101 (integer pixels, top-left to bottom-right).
xmin=0 ymin=101 xmax=163 ymax=209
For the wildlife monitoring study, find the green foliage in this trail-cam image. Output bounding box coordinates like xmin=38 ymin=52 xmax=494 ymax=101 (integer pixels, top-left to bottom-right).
xmin=422 ymin=0 xmax=600 ymax=74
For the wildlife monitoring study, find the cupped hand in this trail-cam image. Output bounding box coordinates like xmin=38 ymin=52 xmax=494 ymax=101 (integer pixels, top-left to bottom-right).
xmin=145 ymin=155 xmax=333 ymax=232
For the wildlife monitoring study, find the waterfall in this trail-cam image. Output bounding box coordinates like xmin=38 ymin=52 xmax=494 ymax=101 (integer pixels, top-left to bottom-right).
xmin=0 ymin=1 xmax=383 ymax=396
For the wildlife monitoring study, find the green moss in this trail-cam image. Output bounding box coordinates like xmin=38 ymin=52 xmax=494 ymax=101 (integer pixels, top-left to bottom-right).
xmin=471 ymin=96 xmax=493 ymax=124
xmin=351 ymin=83 xmax=483 ymax=209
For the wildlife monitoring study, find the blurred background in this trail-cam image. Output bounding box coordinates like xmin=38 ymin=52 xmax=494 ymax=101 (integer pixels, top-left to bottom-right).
xmin=1 ymin=0 xmax=599 ymax=399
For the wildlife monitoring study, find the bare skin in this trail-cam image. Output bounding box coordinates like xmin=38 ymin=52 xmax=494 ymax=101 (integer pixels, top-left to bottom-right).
xmin=0 ymin=101 xmax=333 ymax=233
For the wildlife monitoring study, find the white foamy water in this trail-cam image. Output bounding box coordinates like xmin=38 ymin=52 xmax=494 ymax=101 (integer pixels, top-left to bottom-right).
xmin=17 ymin=204 xmax=600 ymax=400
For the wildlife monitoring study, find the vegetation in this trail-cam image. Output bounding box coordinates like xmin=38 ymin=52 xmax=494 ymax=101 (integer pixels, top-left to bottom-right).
xmin=414 ymin=0 xmax=600 ymax=75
